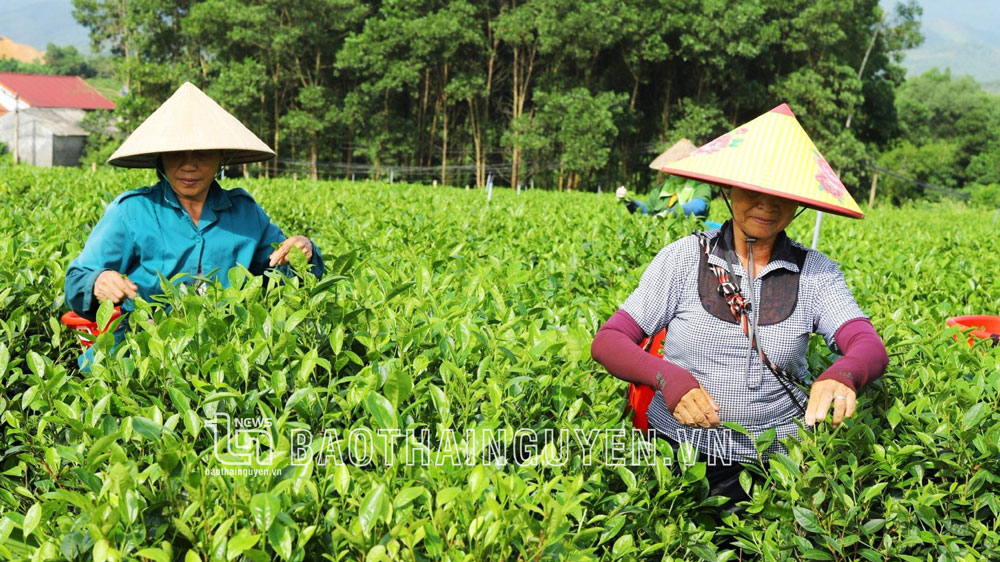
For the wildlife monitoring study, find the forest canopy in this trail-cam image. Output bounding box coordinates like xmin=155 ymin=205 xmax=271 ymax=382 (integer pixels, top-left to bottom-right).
xmin=64 ymin=0 xmax=998 ymax=204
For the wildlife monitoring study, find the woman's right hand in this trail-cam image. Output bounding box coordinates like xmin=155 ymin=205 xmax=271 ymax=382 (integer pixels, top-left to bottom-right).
xmin=673 ymin=387 xmax=721 ymax=428
xmin=94 ymin=270 xmax=138 ymax=304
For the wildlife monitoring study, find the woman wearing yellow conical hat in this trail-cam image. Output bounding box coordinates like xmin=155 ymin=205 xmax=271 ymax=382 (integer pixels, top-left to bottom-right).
xmin=592 ymin=103 xmax=887 ymax=512
xmin=64 ymin=82 xmax=323 ymax=367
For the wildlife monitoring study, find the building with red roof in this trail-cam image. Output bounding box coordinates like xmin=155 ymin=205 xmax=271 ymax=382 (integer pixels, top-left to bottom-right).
xmin=0 ymin=73 xmax=115 ymax=111
xmin=0 ymin=73 xmax=116 ymax=166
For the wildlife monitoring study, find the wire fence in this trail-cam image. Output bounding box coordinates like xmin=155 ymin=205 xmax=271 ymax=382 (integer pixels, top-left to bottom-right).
xmin=226 ymin=148 xmax=973 ymax=203
xmin=868 ymin=163 xmax=970 ymax=200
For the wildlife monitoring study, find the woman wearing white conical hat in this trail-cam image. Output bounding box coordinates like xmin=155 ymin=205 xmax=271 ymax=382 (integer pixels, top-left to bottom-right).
xmin=64 ymin=82 xmax=323 ymax=367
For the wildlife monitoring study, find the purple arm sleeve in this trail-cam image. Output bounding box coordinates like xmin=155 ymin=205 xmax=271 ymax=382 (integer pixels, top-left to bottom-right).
xmin=591 ymin=309 xmax=701 ymax=411
xmin=815 ymin=317 xmax=889 ymax=391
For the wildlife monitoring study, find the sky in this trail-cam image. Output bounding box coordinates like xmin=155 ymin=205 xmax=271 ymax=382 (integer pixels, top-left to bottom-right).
xmin=1 ymin=0 xmax=998 ymax=91
xmin=0 ymin=0 xmax=91 ymax=54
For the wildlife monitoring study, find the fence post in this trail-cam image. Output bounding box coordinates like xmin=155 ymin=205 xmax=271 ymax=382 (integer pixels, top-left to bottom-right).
xmin=811 ymin=211 xmax=823 ymax=249
xmin=13 ymin=94 xmax=19 ymax=164
xmin=868 ymin=171 xmax=878 ymax=208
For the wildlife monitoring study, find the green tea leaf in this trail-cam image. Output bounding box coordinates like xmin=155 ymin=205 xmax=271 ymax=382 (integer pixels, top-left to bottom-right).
xmin=792 ymin=506 xmax=823 ymax=534
xmin=612 ymin=535 xmax=634 ymax=556
xmin=382 ymin=367 xmax=412 ymax=407
xmin=333 ymin=464 xmax=351 ymax=496
xmin=722 ymin=421 xmax=751 ymax=437
xmin=359 ymin=484 xmax=388 ymax=537
xmin=862 ymin=518 xmax=886 ymax=535
xmin=268 ymin=522 xmax=293 ymax=560
xmin=226 ymin=534 xmax=259 ymax=557
xmin=26 ymin=351 xmax=46 ymax=379
xmin=739 ymin=470 xmax=753 ymax=496
xmin=963 ymin=402 xmax=988 ymax=431
xmin=616 ymin=466 xmax=636 ymax=489
xmin=0 ymin=343 xmax=9 ymax=376
xmin=22 ymin=502 xmax=41 ymax=537
xmin=599 ymin=515 xmax=625 ymax=545
xmin=131 ymin=417 xmax=163 ymax=441
xmin=755 ymin=427 xmax=777 ymax=455
xmin=393 ymin=486 xmax=425 ymax=509
xmin=251 ymin=493 xmax=281 ymax=532
xmin=365 ymin=392 xmax=397 ymax=430
xmin=96 ymin=299 xmax=115 ymax=332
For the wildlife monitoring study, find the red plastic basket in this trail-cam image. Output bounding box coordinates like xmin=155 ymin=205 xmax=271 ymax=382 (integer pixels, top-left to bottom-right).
xmin=625 ymin=328 xmax=667 ymax=431
xmin=946 ymin=315 xmax=1000 ymax=348
xmin=60 ymin=307 xmax=121 ymax=348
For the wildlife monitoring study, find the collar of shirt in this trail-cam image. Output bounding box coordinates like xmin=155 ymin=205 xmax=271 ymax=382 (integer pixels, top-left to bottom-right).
xmin=706 ymin=220 xmax=802 ymax=277
xmin=159 ymin=179 xmax=234 ymax=231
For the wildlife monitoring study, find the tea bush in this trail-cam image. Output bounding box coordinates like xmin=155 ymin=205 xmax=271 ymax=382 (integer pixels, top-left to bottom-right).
xmin=1 ymin=163 xmax=998 ymax=561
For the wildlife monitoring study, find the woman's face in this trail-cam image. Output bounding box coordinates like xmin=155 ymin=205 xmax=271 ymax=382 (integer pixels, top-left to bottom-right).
xmin=728 ymin=186 xmax=798 ymax=242
xmin=162 ymin=150 xmax=222 ymax=201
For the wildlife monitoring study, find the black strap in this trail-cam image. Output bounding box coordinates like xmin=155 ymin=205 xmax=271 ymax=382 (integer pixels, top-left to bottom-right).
xmin=695 ymin=232 xmax=807 ymax=414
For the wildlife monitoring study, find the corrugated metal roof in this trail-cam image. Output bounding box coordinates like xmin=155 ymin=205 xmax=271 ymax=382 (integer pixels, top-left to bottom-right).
xmin=0 ymin=107 xmax=89 ymax=136
xmin=0 ymin=73 xmax=115 ymax=110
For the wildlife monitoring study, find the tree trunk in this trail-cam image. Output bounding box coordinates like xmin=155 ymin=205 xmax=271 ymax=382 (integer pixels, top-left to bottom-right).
xmin=469 ymin=98 xmax=483 ymax=188
xmin=511 ymin=46 xmax=521 ymax=189
xmin=509 ymin=42 xmax=536 ymax=189
xmin=428 ymin=90 xmax=441 ymax=168
xmin=346 ymin=130 xmax=354 ymax=179
xmin=660 ymin=78 xmax=673 ymax=141
xmin=272 ymin=76 xmax=281 ymax=178
xmin=419 ymin=67 xmax=430 ymax=166
xmin=441 ymin=63 xmax=449 ymax=186
xmin=478 ymin=28 xmax=497 ymax=189
xmin=309 ymin=132 xmax=318 ymax=181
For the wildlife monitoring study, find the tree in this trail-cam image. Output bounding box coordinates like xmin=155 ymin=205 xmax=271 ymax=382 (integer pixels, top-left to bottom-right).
xmin=886 ymin=68 xmax=1000 ymax=198
xmin=67 ymin=0 xmax=935 ymax=198
xmin=523 ymin=88 xmax=625 ymax=190
xmin=44 ymin=44 xmax=96 ymax=77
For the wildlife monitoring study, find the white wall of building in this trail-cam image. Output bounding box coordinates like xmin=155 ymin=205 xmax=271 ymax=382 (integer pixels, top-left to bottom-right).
xmin=0 ymin=85 xmax=32 ymax=112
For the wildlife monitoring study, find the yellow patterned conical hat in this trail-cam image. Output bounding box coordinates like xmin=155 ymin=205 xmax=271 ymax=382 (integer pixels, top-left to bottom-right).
xmin=661 ymin=103 xmax=863 ymax=219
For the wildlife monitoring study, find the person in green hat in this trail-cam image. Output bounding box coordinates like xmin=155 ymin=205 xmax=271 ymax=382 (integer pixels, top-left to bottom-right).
xmin=616 ymin=176 xmax=712 ymax=217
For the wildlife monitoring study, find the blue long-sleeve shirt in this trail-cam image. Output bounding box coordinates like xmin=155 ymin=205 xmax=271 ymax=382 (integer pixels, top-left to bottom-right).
xmin=65 ymin=178 xmax=324 ymax=319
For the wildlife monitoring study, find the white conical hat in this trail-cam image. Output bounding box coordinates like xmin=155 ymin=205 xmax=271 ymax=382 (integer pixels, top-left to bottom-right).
xmin=107 ymin=82 xmax=275 ymax=168
xmin=648 ymin=138 xmax=696 ymax=171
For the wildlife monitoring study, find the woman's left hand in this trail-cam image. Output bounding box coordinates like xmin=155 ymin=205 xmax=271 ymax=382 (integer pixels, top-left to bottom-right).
xmin=805 ymin=379 xmax=856 ymax=428
xmin=269 ymin=235 xmax=313 ymax=266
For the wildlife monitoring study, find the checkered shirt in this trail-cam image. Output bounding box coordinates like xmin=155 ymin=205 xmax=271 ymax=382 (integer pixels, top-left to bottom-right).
xmin=621 ymin=227 xmax=866 ymax=462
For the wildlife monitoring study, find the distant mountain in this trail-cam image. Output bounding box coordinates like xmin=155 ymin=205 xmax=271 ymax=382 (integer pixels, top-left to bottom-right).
xmin=895 ymin=0 xmax=1000 ymax=93
xmin=0 ymin=35 xmax=44 ymax=64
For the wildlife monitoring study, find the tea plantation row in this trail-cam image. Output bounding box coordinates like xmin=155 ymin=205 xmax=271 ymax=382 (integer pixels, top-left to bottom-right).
xmin=1 ymin=162 xmax=998 ymax=561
